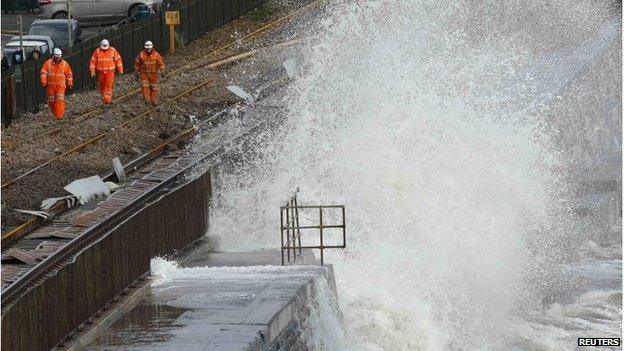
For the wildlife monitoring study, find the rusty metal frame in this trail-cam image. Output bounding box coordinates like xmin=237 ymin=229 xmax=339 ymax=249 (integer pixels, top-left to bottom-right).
xmin=280 ymin=191 xmax=346 ymax=265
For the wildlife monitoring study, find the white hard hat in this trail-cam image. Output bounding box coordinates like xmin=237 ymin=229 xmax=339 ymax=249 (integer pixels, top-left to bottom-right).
xmin=144 ymin=40 xmax=153 ymax=49
xmin=53 ymin=48 xmax=62 ymax=57
xmin=100 ymin=39 xmax=110 ymax=49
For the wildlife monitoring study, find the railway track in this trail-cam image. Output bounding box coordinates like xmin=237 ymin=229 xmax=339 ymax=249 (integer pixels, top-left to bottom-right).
xmin=4 ymin=0 xmax=324 ymax=151
xmin=1 ymin=71 xmax=286 ymax=301
xmin=2 ymin=54 xmax=287 ymax=246
xmin=0 ymin=125 xmax=201 ymax=243
xmin=1 ymin=36 xmax=304 ymax=191
xmin=1 ymin=0 xmax=322 ymax=242
xmin=1 ymin=0 xmax=322 ymax=191
xmin=1 ymin=12 xmax=318 ymax=249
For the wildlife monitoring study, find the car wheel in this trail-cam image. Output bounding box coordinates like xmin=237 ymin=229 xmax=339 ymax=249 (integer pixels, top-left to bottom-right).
xmin=128 ymin=4 xmax=140 ymax=21
xmin=52 ymin=11 xmax=69 ymax=19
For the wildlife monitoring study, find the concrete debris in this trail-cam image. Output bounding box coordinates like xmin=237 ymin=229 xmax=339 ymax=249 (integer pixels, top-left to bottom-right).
xmin=64 ymin=175 xmax=111 ymax=205
xmin=104 ymin=181 xmax=121 ymax=192
xmin=283 ymin=58 xmax=296 ymax=79
xmin=112 ymin=157 xmax=126 ymax=182
xmin=41 ymin=195 xmax=76 ymax=210
xmin=227 ymin=85 xmax=254 ymax=103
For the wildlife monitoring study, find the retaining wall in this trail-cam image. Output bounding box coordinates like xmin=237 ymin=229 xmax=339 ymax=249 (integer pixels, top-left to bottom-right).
xmin=0 ymin=170 xmax=212 ymax=351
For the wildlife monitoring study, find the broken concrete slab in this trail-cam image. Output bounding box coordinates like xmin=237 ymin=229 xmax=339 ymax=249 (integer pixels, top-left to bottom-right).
xmin=64 ymin=175 xmax=110 ymax=205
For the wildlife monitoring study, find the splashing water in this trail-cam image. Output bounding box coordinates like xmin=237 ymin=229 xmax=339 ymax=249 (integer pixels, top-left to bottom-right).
xmin=206 ymin=0 xmax=621 ymax=350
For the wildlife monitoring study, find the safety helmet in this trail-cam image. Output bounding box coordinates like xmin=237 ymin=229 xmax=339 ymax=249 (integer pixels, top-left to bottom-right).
xmin=144 ymin=40 xmax=153 ymax=49
xmin=53 ymin=48 xmax=62 ymax=57
xmin=100 ymin=39 xmax=110 ymax=49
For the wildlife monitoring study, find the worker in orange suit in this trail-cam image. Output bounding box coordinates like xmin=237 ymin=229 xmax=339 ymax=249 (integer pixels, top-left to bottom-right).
xmin=40 ymin=48 xmax=73 ymax=120
xmin=134 ymin=40 xmax=165 ymax=105
xmin=89 ymin=39 xmax=123 ymax=105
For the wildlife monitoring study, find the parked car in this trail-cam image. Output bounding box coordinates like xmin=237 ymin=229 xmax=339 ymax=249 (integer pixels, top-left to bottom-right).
xmin=38 ymin=0 xmax=161 ymax=23
xmin=2 ymin=0 xmax=38 ymax=13
xmin=2 ymin=37 xmax=54 ymax=65
xmin=28 ymin=19 xmax=83 ymax=49
xmin=7 ymin=35 xmax=56 ymax=52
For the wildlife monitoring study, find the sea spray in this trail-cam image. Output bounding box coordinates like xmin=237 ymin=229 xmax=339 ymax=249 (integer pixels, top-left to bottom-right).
xmin=150 ymin=257 xmax=180 ymax=286
xmin=205 ymin=0 xmax=621 ymax=349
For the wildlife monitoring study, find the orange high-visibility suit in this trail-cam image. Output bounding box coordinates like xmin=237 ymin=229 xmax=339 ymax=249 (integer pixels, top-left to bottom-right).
xmin=89 ymin=47 xmax=123 ymax=104
xmin=40 ymin=58 xmax=73 ymax=119
xmin=134 ymin=49 xmax=165 ymax=104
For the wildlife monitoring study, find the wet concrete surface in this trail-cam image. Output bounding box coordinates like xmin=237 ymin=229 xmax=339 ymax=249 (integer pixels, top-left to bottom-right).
xmin=82 ymin=250 xmax=329 ymax=351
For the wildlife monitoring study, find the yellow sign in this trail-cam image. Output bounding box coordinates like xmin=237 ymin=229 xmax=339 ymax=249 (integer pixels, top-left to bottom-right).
xmin=165 ymin=11 xmax=180 ymax=25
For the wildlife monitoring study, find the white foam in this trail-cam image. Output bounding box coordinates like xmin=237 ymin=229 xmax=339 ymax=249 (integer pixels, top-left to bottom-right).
xmin=150 ymin=257 xmax=180 ymax=286
xmin=203 ymin=0 xmax=621 ymax=349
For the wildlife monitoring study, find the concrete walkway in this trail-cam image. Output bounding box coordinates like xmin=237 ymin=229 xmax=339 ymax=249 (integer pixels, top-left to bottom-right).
xmin=80 ymin=250 xmax=334 ymax=351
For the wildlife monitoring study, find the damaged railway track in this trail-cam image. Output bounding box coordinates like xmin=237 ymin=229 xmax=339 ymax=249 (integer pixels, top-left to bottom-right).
xmin=1 ymin=69 xmax=284 ymax=301
xmin=1 ymin=0 xmax=324 ymax=236
xmin=1 ymin=0 xmax=321 ymax=192
xmin=2 ymin=61 xmax=286 ymax=245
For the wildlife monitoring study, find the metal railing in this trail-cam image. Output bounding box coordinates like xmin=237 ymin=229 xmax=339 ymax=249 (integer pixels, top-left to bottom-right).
xmin=280 ymin=189 xmax=346 ymax=265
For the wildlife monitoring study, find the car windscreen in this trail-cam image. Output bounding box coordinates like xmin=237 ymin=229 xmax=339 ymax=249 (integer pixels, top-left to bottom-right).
xmin=3 ymin=47 xmax=35 ymax=64
xmin=28 ymin=26 xmax=68 ymax=47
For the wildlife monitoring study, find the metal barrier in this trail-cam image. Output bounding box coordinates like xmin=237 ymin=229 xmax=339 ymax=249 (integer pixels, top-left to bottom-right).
xmin=280 ymin=190 xmax=346 ymax=265
xmin=1 ymin=0 xmax=264 ymax=127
